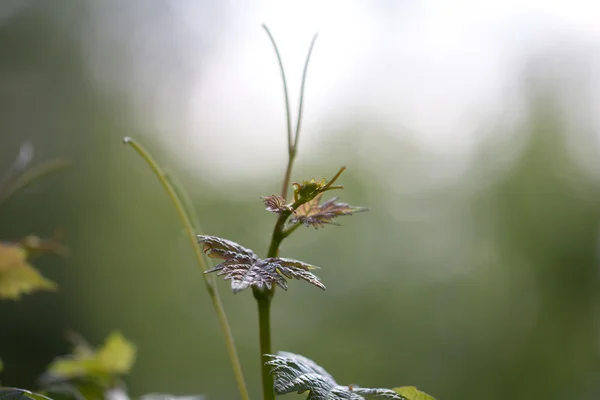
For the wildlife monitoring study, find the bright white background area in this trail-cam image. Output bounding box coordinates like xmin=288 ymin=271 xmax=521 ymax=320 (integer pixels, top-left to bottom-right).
xmin=83 ymin=0 xmax=600 ymax=182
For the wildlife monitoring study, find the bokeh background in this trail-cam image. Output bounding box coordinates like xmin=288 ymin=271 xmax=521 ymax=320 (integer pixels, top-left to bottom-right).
xmin=3 ymin=1 xmax=600 ymax=399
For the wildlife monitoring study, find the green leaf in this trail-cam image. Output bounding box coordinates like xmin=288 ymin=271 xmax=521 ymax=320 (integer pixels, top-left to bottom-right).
xmin=47 ymin=332 xmax=136 ymax=387
xmin=0 ymin=243 xmax=57 ymax=300
xmin=139 ymin=393 xmax=204 ymax=400
xmin=265 ymin=352 xmax=401 ymax=400
xmin=0 ymin=358 xmax=3 ymax=373
xmin=393 ymin=387 xmax=435 ymax=400
xmin=291 ymin=167 xmax=346 ymax=204
xmin=198 ymin=236 xmax=325 ymax=293
xmin=0 ymin=388 xmax=54 ymax=400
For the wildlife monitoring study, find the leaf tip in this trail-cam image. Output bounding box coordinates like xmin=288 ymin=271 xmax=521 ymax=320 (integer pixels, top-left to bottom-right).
xmin=122 ymin=137 xmax=132 ymax=144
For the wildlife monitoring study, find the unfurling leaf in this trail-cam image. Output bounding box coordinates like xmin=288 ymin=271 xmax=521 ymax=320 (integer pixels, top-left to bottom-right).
xmin=0 ymin=388 xmax=54 ymax=400
xmin=0 ymin=243 xmax=56 ymax=300
xmin=198 ymin=236 xmax=325 ymax=293
xmin=393 ymin=387 xmax=435 ymax=400
xmin=290 ymin=194 xmax=367 ymax=229
xmin=262 ymin=194 xmax=289 ymax=214
xmin=265 ymin=352 xmax=403 ymax=400
xmin=292 ymin=167 xmax=346 ymax=204
xmin=46 ymin=331 xmax=136 ymax=387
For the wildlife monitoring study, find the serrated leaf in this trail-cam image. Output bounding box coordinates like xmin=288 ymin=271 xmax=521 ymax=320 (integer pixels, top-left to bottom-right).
xmin=0 ymin=388 xmax=54 ymax=400
xmin=261 ymin=194 xmax=289 ymax=214
xmin=47 ymin=332 xmax=136 ymax=387
xmin=198 ymin=236 xmax=325 ymax=293
xmin=392 ymin=387 xmax=435 ymax=400
xmin=0 ymin=243 xmax=57 ymax=300
xmin=290 ymin=194 xmax=367 ymax=229
xmin=265 ymin=352 xmax=402 ymax=400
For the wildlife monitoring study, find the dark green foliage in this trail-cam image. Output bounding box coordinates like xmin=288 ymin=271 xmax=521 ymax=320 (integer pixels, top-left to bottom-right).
xmin=0 ymin=388 xmax=53 ymax=400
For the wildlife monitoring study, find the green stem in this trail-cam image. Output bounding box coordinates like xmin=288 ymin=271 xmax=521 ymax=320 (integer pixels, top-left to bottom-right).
xmin=123 ymin=137 xmax=250 ymax=400
xmin=253 ymin=287 xmax=274 ymax=400
xmin=280 ymin=153 xmax=296 ymax=201
xmin=259 ymin=26 xmax=319 ymax=400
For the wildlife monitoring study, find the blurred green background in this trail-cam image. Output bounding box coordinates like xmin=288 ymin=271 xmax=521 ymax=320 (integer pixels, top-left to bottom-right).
xmin=2 ymin=1 xmax=600 ymax=399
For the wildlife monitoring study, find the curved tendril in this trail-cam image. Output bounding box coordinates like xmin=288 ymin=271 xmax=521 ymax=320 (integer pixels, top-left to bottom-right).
xmin=293 ymin=32 xmax=319 ymax=152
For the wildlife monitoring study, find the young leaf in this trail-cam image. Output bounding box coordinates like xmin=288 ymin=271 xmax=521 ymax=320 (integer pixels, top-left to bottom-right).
xmin=0 ymin=388 xmax=54 ymax=400
xmin=291 ymin=167 xmax=346 ymax=204
xmin=198 ymin=236 xmax=325 ymax=293
xmin=262 ymin=194 xmax=289 ymax=214
xmin=0 ymin=243 xmax=57 ymax=300
xmin=46 ymin=332 xmax=136 ymax=387
xmin=265 ymin=352 xmax=403 ymax=400
xmin=290 ymin=194 xmax=367 ymax=229
xmin=392 ymin=387 xmax=435 ymax=400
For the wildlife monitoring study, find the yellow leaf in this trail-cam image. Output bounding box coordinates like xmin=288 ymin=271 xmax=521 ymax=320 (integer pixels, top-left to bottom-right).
xmin=0 ymin=243 xmax=57 ymax=300
xmin=96 ymin=332 xmax=136 ymax=374
xmin=48 ymin=332 xmax=136 ymax=384
xmin=393 ymin=386 xmax=436 ymax=400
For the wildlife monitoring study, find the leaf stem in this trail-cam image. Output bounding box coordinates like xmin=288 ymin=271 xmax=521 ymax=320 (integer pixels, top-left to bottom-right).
xmin=123 ymin=137 xmax=250 ymax=400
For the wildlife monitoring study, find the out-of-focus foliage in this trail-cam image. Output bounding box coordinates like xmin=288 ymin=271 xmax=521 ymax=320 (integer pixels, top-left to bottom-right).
xmin=139 ymin=394 xmax=204 ymax=400
xmin=393 ymin=387 xmax=435 ymax=400
xmin=0 ymin=388 xmax=53 ymax=400
xmin=45 ymin=332 xmax=136 ymax=388
xmin=0 ymin=243 xmax=56 ymax=300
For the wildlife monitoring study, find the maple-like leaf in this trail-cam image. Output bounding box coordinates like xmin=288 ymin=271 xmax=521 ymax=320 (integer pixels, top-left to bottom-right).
xmin=198 ymin=235 xmax=325 ymax=293
xmin=266 ymin=352 xmax=403 ymax=400
xmin=262 ymin=194 xmax=289 ymax=214
xmin=46 ymin=331 xmax=136 ymax=387
xmin=0 ymin=243 xmax=56 ymax=300
xmin=290 ymin=194 xmax=367 ymax=229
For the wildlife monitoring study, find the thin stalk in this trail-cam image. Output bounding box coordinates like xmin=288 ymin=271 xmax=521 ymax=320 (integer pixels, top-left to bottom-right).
xmin=253 ymin=287 xmax=274 ymax=400
xmin=280 ymin=154 xmax=296 ymax=202
xmin=292 ymin=32 xmax=319 ymax=152
xmin=258 ymin=26 xmax=319 ymax=400
xmin=262 ymin=24 xmax=293 ymax=156
xmin=123 ymin=137 xmax=250 ymax=400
